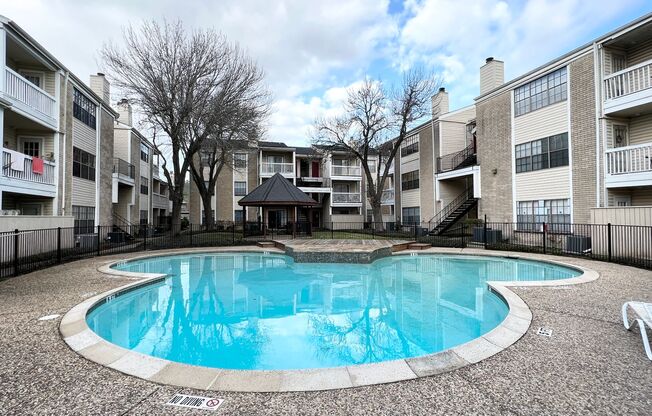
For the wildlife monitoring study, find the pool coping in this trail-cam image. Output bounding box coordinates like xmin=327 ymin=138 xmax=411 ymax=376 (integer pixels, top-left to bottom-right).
xmin=60 ymin=247 xmax=599 ymax=392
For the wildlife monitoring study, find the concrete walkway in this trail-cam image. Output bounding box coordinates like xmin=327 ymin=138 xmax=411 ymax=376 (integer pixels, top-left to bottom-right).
xmin=0 ymin=248 xmax=650 ymax=415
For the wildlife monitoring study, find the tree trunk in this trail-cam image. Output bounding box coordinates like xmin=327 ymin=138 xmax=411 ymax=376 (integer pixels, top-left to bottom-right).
xmin=372 ymin=200 xmax=385 ymax=232
xmin=170 ymin=194 xmax=182 ymax=235
xmin=200 ymin=191 xmax=215 ymax=230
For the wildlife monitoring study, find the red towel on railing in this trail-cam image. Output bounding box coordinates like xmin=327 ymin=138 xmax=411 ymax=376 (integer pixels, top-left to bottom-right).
xmin=32 ymin=157 xmax=44 ymax=175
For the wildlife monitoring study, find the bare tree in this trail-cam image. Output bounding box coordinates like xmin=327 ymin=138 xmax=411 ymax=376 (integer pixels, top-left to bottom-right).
xmin=187 ymin=49 xmax=270 ymax=229
xmin=313 ymin=69 xmax=440 ymax=230
xmin=101 ymin=20 xmax=232 ymax=232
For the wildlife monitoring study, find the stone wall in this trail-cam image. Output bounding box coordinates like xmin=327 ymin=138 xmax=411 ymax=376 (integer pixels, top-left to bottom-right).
xmin=476 ymin=91 xmax=513 ymax=222
xmin=98 ymin=108 xmax=115 ymax=227
xmin=570 ymin=53 xmax=598 ymax=223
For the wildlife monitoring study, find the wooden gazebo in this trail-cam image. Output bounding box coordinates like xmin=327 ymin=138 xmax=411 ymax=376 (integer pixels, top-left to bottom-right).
xmin=238 ymin=173 xmax=318 ymax=236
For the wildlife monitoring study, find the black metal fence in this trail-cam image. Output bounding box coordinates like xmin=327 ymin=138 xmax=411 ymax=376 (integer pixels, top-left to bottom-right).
xmin=1 ymin=220 xmax=651 ymax=279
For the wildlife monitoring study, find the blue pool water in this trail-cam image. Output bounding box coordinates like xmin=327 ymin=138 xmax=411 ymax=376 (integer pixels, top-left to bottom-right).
xmin=87 ymin=253 xmax=580 ymax=370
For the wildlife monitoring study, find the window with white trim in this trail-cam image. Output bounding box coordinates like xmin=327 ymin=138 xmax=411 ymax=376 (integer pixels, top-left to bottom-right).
xmin=400 ymin=135 xmax=419 ymax=157
xmin=73 ymin=88 xmax=97 ymax=129
xmin=514 ymin=67 xmax=567 ymax=116
xmin=234 ymin=153 xmax=247 ymax=168
xmin=401 ymin=207 xmax=420 ymax=225
xmin=517 ymin=199 xmax=570 ymax=232
xmin=234 ymin=181 xmax=247 ymax=196
xmin=72 ymin=205 xmax=95 ymax=234
xmin=515 ymin=133 xmax=568 ymax=173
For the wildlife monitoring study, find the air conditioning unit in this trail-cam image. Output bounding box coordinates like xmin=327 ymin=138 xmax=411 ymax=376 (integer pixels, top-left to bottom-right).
xmin=75 ymin=234 xmax=98 ymax=249
xmin=0 ymin=210 xmax=20 ymax=216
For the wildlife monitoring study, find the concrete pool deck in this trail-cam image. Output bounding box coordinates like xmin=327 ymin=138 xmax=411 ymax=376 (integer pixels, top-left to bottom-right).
xmin=0 ymin=247 xmax=650 ymax=414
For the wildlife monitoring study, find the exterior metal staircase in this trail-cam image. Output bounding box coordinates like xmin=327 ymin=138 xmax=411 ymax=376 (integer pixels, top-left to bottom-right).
xmin=111 ymin=212 xmax=136 ymax=241
xmin=428 ymin=187 xmax=478 ymax=235
xmin=436 ymin=139 xmax=477 ymax=173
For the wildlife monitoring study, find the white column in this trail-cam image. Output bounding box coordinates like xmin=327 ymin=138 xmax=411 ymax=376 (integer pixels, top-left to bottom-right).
xmin=0 ymin=26 xmax=6 ymax=95
xmin=94 ymin=105 xmax=101 ymax=226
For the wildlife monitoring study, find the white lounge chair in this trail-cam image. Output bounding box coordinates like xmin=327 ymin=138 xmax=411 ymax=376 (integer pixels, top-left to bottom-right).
xmin=622 ymin=301 xmax=652 ymax=360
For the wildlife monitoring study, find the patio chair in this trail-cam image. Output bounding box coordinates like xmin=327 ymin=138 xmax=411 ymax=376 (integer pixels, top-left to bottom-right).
xmin=621 ymin=301 xmax=652 ymax=360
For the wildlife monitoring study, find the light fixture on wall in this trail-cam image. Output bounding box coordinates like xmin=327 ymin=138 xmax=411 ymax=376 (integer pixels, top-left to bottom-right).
xmin=492 ymin=168 xmax=498 ymax=175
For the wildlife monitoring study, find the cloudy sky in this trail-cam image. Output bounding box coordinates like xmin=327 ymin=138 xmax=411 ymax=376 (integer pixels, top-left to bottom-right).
xmin=1 ymin=0 xmax=649 ymax=146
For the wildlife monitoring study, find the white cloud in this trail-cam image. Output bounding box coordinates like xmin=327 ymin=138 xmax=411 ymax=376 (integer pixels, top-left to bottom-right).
xmin=0 ymin=0 xmax=397 ymax=144
xmin=397 ymin=0 xmax=645 ymax=108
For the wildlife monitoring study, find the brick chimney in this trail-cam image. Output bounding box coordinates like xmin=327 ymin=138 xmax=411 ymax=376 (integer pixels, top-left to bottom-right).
xmin=432 ymin=87 xmax=449 ymax=118
xmin=480 ymin=57 xmax=504 ymax=95
xmin=89 ymin=73 xmax=111 ymax=103
xmin=116 ymin=98 xmax=133 ymax=126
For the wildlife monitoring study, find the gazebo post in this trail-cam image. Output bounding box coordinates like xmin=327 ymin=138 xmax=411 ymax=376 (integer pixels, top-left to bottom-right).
xmin=262 ymin=206 xmax=267 ymax=237
xmin=242 ymin=207 xmax=246 ymax=239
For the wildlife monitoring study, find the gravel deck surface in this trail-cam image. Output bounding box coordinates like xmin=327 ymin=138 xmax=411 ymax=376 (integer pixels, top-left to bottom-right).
xmin=0 ymin=248 xmax=650 ymax=415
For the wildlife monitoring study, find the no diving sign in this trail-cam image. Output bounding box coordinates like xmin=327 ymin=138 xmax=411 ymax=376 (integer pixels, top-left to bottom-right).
xmin=166 ymin=393 xmax=224 ymax=411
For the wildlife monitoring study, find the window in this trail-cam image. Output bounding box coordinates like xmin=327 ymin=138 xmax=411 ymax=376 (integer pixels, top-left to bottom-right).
xmin=234 ymin=153 xmax=247 ymax=168
xmin=234 ymin=210 xmax=244 ymax=223
xmin=234 ymin=181 xmax=247 ymax=196
xmin=140 ymin=210 xmax=148 ymax=225
xmin=401 ymin=170 xmax=419 ymax=191
xmin=19 ymin=137 xmax=42 ymax=157
xmin=514 ymin=67 xmax=567 ymax=116
xmin=368 ymin=160 xmax=377 ymax=174
xmin=140 ymin=176 xmax=149 ymax=195
xmin=19 ymin=70 xmax=43 ymax=88
xmin=140 ymin=143 xmax=149 ymax=163
xmin=400 ymin=135 xmax=419 ymax=157
xmin=517 ymin=199 xmax=570 ymax=232
xmin=73 ymin=88 xmax=97 ymax=129
xmin=72 ymin=147 xmax=96 ymax=181
xmin=402 ymin=207 xmax=420 ymax=225
xmin=515 ymin=133 xmax=568 ymax=173
xmin=72 ymin=205 xmax=95 ymax=234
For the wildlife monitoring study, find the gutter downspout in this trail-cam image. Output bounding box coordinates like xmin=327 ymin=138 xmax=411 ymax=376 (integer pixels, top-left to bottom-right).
xmin=61 ymin=71 xmax=70 ymax=215
xmin=593 ymin=42 xmax=602 ymax=208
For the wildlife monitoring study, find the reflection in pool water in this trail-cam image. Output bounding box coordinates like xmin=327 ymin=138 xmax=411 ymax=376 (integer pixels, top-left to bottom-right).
xmin=87 ymin=253 xmax=579 ymax=370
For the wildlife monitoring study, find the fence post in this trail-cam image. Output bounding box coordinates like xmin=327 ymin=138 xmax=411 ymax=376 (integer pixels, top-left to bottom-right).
xmin=372 ymin=224 xmax=375 ymax=240
xmin=13 ymin=229 xmax=19 ymax=277
xmin=414 ymin=224 xmax=418 ymax=240
xmin=331 ymin=222 xmax=334 ymax=239
xmin=57 ymin=227 xmax=62 ymax=264
xmin=232 ymin=222 xmax=236 ymax=244
xmin=189 ymin=224 xmax=193 ymax=247
xmin=607 ymin=223 xmax=612 ymax=262
xmin=483 ymin=215 xmax=487 ymax=249
xmin=542 ymin=222 xmax=547 ymax=254
xmin=96 ymin=225 xmax=101 ymax=257
xmin=143 ymin=225 xmax=147 ymax=251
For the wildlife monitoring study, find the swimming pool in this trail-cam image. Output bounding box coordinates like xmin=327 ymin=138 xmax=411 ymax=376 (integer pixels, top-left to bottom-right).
xmin=86 ymin=253 xmax=580 ymax=370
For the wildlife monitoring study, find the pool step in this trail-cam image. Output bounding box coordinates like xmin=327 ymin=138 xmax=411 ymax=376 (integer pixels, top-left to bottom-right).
xmin=257 ymin=241 xmax=278 ymax=249
xmin=407 ymin=243 xmax=431 ymax=250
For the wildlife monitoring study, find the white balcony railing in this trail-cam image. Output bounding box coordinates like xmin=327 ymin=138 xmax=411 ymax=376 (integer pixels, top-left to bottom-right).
xmin=332 ymin=192 xmax=361 ymax=204
xmin=2 ymin=150 xmax=56 ymax=185
xmin=604 ymin=60 xmax=652 ymax=100
xmin=381 ymin=189 xmax=395 ymax=204
xmin=261 ymin=162 xmax=294 ymax=175
xmin=331 ymin=165 xmax=361 ymax=177
xmin=605 ymin=143 xmax=652 ymax=175
xmin=5 ymin=68 xmax=57 ymax=122
xmin=153 ymin=193 xmax=170 ymax=208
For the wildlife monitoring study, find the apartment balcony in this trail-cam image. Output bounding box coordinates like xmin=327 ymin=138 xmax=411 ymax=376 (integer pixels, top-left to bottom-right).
xmin=260 ymin=162 xmax=294 ymax=177
xmin=604 ymin=142 xmax=652 ymax=188
xmin=436 ymin=140 xmax=477 ymax=174
xmin=3 ymin=68 xmax=57 ymax=129
xmin=331 ymin=192 xmax=362 ymax=206
xmin=331 ymin=165 xmax=361 ymax=178
xmin=297 ymin=177 xmax=332 ymax=193
xmin=112 ymin=158 xmax=135 ymax=185
xmin=603 ymin=59 xmax=652 ymax=116
xmin=381 ymin=189 xmax=395 ymax=205
xmin=1 ymin=150 xmax=56 ymax=196
xmin=153 ymin=192 xmax=170 ymax=209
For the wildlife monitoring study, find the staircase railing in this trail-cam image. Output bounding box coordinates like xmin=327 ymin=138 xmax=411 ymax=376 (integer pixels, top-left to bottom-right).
xmin=436 ymin=139 xmax=476 ymax=173
xmin=428 ymin=187 xmax=475 ymax=230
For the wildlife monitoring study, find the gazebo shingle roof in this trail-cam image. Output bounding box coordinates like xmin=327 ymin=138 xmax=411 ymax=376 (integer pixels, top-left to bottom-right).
xmin=238 ymin=173 xmax=318 ymax=206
